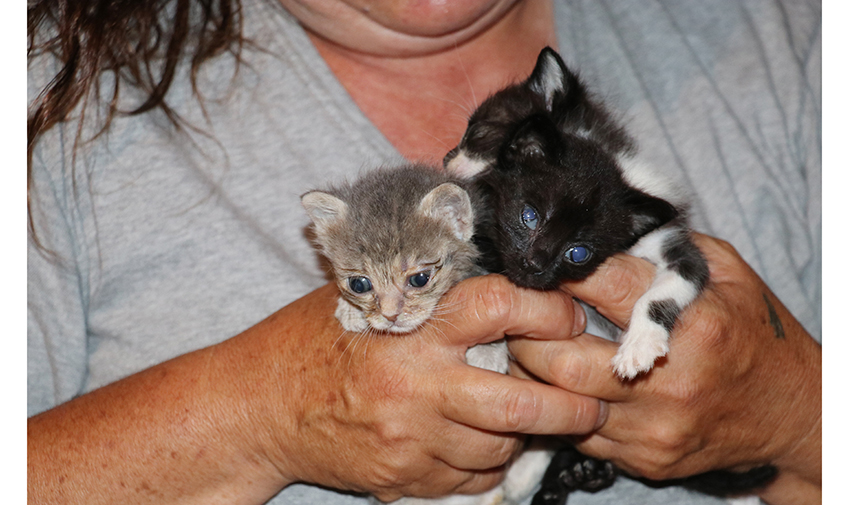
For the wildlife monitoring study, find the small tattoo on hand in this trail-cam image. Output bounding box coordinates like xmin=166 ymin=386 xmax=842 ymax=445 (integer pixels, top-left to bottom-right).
xmin=763 ymin=293 xmax=785 ymax=339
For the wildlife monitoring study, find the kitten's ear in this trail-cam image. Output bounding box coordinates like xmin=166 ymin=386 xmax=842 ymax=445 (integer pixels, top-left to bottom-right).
xmin=419 ymin=183 xmax=474 ymax=241
xmin=301 ymin=191 xmax=348 ymax=234
xmin=500 ymin=114 xmax=561 ymax=168
xmin=625 ymin=189 xmax=679 ymax=238
xmin=527 ymin=47 xmax=571 ymax=110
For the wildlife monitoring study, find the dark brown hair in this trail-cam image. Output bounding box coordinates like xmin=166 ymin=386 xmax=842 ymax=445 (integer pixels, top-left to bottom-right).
xmin=27 ymin=0 xmax=245 ymax=234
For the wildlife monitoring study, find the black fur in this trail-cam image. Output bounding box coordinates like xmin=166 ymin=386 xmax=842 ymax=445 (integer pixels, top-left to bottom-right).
xmin=662 ymin=228 xmax=710 ymax=291
xmin=474 ymin=113 xmax=676 ymax=290
xmin=445 ymin=47 xmax=635 ymax=171
xmin=648 ymin=299 xmax=682 ymax=333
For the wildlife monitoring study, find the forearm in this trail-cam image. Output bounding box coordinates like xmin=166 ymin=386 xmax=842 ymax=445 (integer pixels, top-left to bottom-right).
xmin=28 ymin=278 xmax=607 ymax=504
xmin=28 ymin=333 xmax=291 ymax=504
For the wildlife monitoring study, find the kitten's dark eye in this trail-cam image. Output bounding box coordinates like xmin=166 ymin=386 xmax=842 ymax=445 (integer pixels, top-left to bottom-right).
xmin=564 ymin=246 xmax=592 ymax=264
xmin=408 ymin=271 xmax=431 ymax=288
xmin=521 ymin=205 xmax=538 ymax=230
xmin=348 ymin=276 xmax=373 ymax=294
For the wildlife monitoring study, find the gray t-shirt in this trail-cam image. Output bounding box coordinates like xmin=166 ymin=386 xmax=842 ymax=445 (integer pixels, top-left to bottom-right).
xmin=27 ymin=0 xmax=821 ymax=504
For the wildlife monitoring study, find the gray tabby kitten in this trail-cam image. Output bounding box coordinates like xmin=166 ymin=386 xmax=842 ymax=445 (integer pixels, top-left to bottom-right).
xmin=301 ymin=163 xmax=552 ymax=505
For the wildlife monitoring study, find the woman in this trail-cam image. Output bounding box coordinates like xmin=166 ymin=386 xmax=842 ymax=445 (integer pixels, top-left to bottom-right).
xmin=28 ymin=1 xmax=821 ymax=504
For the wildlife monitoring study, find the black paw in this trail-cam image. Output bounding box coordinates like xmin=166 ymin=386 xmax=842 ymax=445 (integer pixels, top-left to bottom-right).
xmin=566 ymin=457 xmax=616 ymax=491
xmin=531 ymin=448 xmax=617 ymax=505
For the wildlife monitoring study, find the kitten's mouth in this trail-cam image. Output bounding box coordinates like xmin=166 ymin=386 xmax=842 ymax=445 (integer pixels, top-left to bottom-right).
xmin=384 ymin=323 xmax=416 ymax=334
xmin=509 ymin=271 xmax=556 ymax=291
xmin=371 ymin=316 xmax=426 ymax=334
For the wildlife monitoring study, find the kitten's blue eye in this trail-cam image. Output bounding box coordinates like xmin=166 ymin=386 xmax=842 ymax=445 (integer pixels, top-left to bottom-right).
xmin=521 ymin=205 xmax=538 ymax=230
xmin=408 ymin=271 xmax=431 ymax=288
xmin=565 ymin=246 xmax=592 ymax=264
xmin=348 ymin=276 xmax=373 ymax=294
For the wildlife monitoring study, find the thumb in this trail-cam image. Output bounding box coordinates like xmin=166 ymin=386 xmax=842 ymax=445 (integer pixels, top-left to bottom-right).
xmin=438 ymin=274 xmax=587 ymax=347
xmin=560 ymin=254 xmax=656 ymax=329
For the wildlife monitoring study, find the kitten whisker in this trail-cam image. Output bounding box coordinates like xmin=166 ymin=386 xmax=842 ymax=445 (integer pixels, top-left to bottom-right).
xmin=348 ymin=326 xmax=379 ymax=370
xmin=418 ymin=128 xmax=457 ymax=152
xmin=454 ymin=44 xmax=479 ymax=112
xmin=427 ymin=315 xmax=459 ymax=335
xmin=426 ymin=93 xmax=476 ymax=121
xmin=431 ymin=296 xmax=468 ymax=316
xmin=330 ymin=328 xmax=351 ymax=355
xmin=422 ymin=318 xmax=457 ymax=345
xmin=340 ymin=331 xmax=363 ymax=368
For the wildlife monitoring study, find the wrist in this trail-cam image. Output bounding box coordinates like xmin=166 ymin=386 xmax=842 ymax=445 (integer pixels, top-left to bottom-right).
xmin=758 ymin=333 xmax=822 ymax=504
xmin=207 ymin=325 xmax=302 ymax=493
xmin=213 ymin=284 xmax=347 ymax=491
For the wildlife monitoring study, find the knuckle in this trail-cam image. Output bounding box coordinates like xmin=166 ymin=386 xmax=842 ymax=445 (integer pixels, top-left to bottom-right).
xmin=546 ymin=348 xmax=589 ymax=392
xmin=368 ymin=461 xmax=409 ymax=493
xmin=375 ymin=418 xmax=411 ymax=447
xmin=471 ymin=275 xmax=514 ymax=326
xmin=631 ymin=425 xmax=699 ymax=480
xmin=366 ymin=447 xmax=427 ymax=494
xmin=710 ymin=236 xmax=739 ymax=257
xmin=487 ymin=435 xmax=520 ymax=468
xmin=652 ymin=425 xmax=693 ymax=456
xmin=564 ymin=398 xmax=601 ymax=434
xmin=502 ymin=387 xmax=541 ymax=432
xmin=578 ymin=257 xmax=651 ymax=319
xmin=685 ymin=299 xmax=732 ymax=354
xmin=455 ymin=469 xmax=506 ymax=495
xmin=634 ymin=461 xmax=675 ymax=481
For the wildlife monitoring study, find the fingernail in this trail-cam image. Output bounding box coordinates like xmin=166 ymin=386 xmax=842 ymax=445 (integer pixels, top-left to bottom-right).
xmin=595 ymin=400 xmax=610 ymax=429
xmin=573 ymin=298 xmax=587 ymax=335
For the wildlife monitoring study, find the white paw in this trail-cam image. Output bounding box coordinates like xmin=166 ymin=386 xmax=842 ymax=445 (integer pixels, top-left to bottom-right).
xmin=465 ymin=341 xmax=509 ymax=374
xmin=335 ymin=297 xmax=368 ymax=332
xmin=611 ymin=324 xmax=670 ymax=379
xmin=502 ymin=445 xmax=554 ymax=503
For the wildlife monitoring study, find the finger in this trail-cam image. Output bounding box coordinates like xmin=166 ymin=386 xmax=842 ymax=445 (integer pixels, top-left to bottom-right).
xmin=432 ymin=427 xmax=523 ymax=471
xmin=438 ymin=365 xmax=608 ymax=435
xmin=438 ymin=274 xmax=587 ymax=346
xmin=507 ymin=333 xmax=633 ymax=402
xmin=559 ymin=254 xmax=655 ymax=328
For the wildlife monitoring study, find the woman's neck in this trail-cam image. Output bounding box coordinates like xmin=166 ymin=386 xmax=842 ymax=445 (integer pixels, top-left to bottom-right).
xmin=307 ymin=0 xmax=556 ymax=165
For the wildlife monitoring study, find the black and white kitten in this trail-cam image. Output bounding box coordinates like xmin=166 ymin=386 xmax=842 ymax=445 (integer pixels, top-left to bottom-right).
xmin=481 ymin=111 xmax=707 ymax=379
xmin=448 ymin=47 xmax=706 ymax=380
xmin=301 ymin=163 xmax=554 ymax=505
xmin=446 ymin=48 xmax=776 ymax=504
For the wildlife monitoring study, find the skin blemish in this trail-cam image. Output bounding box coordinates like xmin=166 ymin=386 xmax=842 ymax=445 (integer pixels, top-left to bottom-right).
xmin=763 ymin=293 xmax=786 ymax=339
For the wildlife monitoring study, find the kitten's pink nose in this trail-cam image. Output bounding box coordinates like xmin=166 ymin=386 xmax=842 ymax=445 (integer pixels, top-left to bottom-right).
xmin=383 ymin=313 xmax=398 ymax=322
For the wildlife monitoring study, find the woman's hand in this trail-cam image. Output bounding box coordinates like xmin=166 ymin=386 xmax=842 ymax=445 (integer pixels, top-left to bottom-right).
xmin=29 ymin=274 xmax=606 ymax=504
xmin=507 ymin=234 xmax=821 ymax=505
xmin=249 ymin=275 xmax=603 ymax=501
